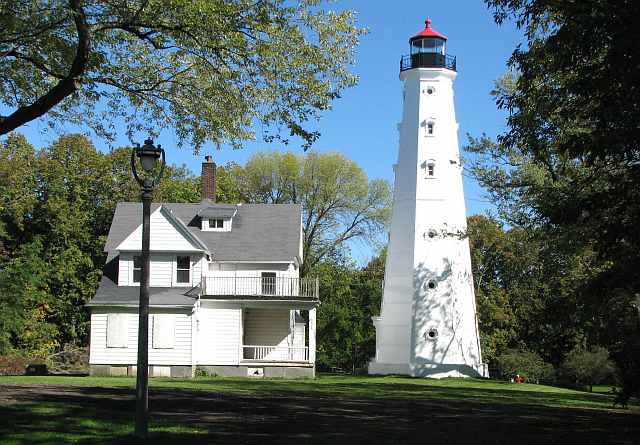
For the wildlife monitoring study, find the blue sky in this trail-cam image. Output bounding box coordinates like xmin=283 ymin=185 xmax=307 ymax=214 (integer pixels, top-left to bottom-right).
xmin=7 ymin=1 xmax=523 ymax=261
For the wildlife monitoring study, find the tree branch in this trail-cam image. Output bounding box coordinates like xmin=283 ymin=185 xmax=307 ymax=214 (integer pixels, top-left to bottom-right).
xmin=0 ymin=0 xmax=90 ymax=135
xmin=4 ymin=50 xmax=66 ymax=79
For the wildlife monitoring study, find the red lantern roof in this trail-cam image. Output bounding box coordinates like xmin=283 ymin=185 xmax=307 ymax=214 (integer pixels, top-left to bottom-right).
xmin=410 ymin=19 xmax=447 ymax=41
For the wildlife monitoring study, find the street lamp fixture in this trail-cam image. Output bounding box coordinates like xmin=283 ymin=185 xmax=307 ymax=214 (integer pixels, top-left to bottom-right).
xmin=131 ymin=138 xmax=165 ymax=439
xmin=132 ymin=138 xmax=165 ymax=184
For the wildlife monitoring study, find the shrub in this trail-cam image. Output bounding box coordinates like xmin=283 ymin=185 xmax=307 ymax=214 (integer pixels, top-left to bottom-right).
xmin=559 ymin=346 xmax=616 ymax=392
xmin=48 ymin=344 xmax=89 ymax=374
xmin=495 ymin=349 xmax=555 ymax=384
xmin=0 ymin=354 xmax=29 ymax=376
xmin=194 ymin=367 xmax=217 ymax=378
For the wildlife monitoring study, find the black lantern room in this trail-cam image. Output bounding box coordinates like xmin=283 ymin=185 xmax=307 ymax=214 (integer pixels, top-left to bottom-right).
xmin=401 ymin=19 xmax=456 ymax=72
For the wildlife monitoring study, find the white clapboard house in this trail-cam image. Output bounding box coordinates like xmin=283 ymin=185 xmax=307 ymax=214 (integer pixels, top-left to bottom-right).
xmin=87 ymin=156 xmax=319 ymax=378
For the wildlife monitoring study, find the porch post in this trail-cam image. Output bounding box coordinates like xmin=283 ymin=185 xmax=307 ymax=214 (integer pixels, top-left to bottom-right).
xmin=309 ymin=308 xmax=316 ymax=365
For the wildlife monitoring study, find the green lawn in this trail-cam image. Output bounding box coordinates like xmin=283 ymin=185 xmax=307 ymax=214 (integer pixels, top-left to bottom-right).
xmin=0 ymin=374 xmax=638 ymax=444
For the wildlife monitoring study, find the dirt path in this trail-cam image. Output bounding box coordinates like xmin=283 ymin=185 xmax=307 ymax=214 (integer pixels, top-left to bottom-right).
xmin=1 ymin=384 xmax=638 ymax=444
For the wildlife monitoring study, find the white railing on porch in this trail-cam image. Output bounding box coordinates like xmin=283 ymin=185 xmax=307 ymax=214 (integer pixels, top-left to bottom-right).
xmin=202 ymin=276 xmax=318 ymax=299
xmin=242 ymin=345 xmax=309 ymax=362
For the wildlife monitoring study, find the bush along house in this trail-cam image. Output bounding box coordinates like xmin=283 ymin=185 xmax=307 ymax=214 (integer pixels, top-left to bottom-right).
xmin=86 ymin=156 xmax=319 ymax=378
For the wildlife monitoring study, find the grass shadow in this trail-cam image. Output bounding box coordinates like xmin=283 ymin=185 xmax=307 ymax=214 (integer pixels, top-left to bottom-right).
xmin=1 ymin=378 xmax=639 ymax=444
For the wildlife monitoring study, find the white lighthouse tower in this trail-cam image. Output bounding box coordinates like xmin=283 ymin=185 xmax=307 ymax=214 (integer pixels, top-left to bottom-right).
xmin=369 ymin=19 xmax=486 ymax=378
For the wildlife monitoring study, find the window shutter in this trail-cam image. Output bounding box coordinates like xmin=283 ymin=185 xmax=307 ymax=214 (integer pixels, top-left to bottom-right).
xmin=152 ymin=314 xmax=175 ymax=349
xmin=107 ymin=314 xmax=128 ymax=348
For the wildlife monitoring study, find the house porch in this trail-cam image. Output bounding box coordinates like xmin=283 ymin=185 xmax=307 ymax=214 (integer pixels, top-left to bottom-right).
xmin=196 ymin=300 xmax=317 ymax=378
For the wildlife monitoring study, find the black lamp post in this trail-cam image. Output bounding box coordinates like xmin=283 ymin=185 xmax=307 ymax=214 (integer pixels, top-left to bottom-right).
xmin=131 ymin=138 xmax=165 ymax=438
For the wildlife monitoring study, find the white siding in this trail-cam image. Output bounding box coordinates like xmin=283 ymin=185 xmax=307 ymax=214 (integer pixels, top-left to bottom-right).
xmin=116 ymin=207 xmax=202 ymax=252
xmin=118 ymin=255 xmax=129 ymax=286
xmin=206 ymin=262 xmax=297 ymax=280
xmin=197 ymin=302 xmax=241 ymax=365
xmin=118 ymin=253 xmax=205 ymax=287
xmin=192 ymin=256 xmax=203 ymax=287
xmin=89 ymin=308 xmax=192 ymax=366
xmin=243 ymin=309 xmax=291 ymax=347
xmin=150 ymin=254 xmax=172 ymax=287
xmin=293 ymin=323 xmax=305 ymax=347
xmin=208 ymin=263 xmax=291 ymax=274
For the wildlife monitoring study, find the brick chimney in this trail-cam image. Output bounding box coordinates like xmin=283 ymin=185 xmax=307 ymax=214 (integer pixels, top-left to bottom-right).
xmin=201 ymin=155 xmax=216 ymax=202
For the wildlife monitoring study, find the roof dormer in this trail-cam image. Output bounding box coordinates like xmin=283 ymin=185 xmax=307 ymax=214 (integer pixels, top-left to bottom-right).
xmin=198 ymin=204 xmax=238 ymax=232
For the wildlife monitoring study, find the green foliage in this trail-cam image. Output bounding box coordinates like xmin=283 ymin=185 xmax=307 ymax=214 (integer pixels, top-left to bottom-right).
xmin=0 ymin=0 xmax=365 ymax=150
xmin=495 ymin=350 xmax=555 ymax=384
xmin=472 ymin=0 xmax=640 ymax=399
xmin=468 ymin=216 xmax=517 ymax=362
xmin=215 ymin=162 xmax=244 ymax=204
xmin=559 ymin=347 xmax=616 ymax=392
xmin=485 ymin=0 xmax=640 ymax=161
xmin=0 ymin=239 xmax=54 ymax=356
xmin=316 ymin=250 xmax=384 ymax=372
xmin=468 ymin=214 xmax=593 ymax=365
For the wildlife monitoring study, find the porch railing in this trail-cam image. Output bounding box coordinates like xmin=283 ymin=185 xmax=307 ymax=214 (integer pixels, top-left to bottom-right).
xmin=242 ymin=345 xmax=309 ymax=362
xmin=202 ymin=276 xmax=318 ymax=299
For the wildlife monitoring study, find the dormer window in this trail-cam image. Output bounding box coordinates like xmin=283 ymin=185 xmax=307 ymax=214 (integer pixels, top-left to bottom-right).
xmin=202 ymin=217 xmax=230 ymax=231
xmin=209 ymin=218 xmax=224 ymax=229
xmin=199 ymin=205 xmax=237 ymax=231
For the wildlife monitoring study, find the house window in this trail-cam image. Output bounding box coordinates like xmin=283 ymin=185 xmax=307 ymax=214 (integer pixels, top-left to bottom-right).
xmin=152 ymin=314 xmax=175 ymax=349
xmin=427 ymin=122 xmax=435 ymax=135
xmin=106 ymin=314 xmax=128 ymax=348
xmin=261 ymin=272 xmax=277 ymax=295
xmin=176 ymin=256 xmax=191 ymax=284
xmin=209 ymin=218 xmax=224 ymax=229
xmin=132 ymin=255 xmax=142 ymax=283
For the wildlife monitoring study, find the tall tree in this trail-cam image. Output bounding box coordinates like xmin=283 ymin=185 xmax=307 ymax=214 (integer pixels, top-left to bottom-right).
xmin=227 ymin=151 xmax=392 ymax=276
xmin=485 ymin=0 xmax=640 ymax=161
xmin=481 ymin=0 xmax=640 ymax=395
xmin=0 ymin=0 xmax=365 ymax=150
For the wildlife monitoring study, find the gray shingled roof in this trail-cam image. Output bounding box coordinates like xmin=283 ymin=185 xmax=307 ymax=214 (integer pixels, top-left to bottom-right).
xmin=104 ymin=202 xmax=302 ymax=262
xmin=87 ymin=276 xmax=198 ymax=307
xmin=198 ymin=205 xmax=238 ymax=218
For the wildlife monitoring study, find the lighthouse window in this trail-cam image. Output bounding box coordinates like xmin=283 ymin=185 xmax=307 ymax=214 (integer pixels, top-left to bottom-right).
xmin=426 ymin=280 xmax=437 ymax=290
xmin=427 ymin=163 xmax=435 ymax=177
xmin=426 ymin=87 xmax=434 ymax=95
xmin=425 ymin=328 xmax=438 ymax=341
xmin=427 ymin=122 xmax=434 ymax=135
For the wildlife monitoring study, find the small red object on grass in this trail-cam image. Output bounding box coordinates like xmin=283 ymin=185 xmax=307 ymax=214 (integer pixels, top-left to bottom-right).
xmin=514 ymin=374 xmax=525 ymax=384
